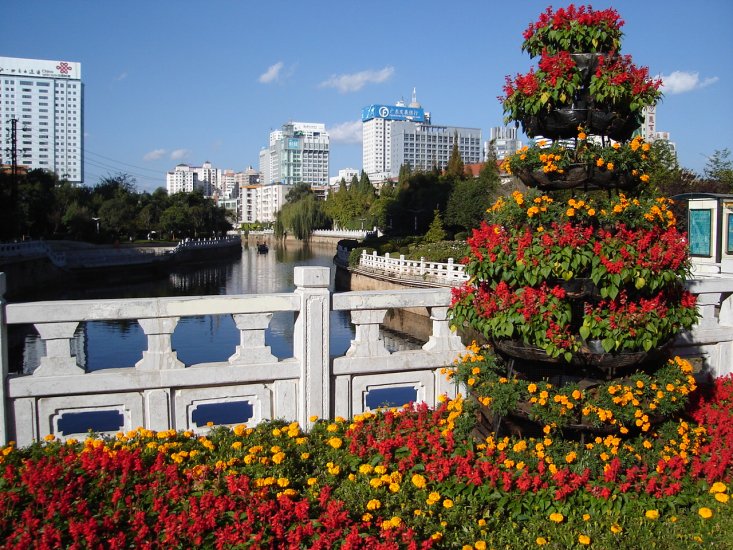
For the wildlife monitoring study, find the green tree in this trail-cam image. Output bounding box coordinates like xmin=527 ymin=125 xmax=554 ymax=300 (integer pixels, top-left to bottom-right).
xmin=425 ymin=209 xmax=447 ymax=243
xmin=446 ymin=132 xmax=465 ymax=180
xmin=703 ymin=148 xmax=733 ymax=190
xmin=445 ymin=159 xmax=500 ymax=232
xmin=276 ymin=193 xmax=329 ymax=240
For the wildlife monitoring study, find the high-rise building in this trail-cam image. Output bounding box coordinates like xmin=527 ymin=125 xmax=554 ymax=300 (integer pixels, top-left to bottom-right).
xmin=487 ymin=126 xmax=523 ymax=160
xmin=261 ymin=122 xmax=329 ymax=186
xmin=0 ymin=56 xmax=83 ymax=183
xmin=166 ymin=164 xmax=201 ymax=194
xmin=362 ymin=90 xmax=481 ymax=181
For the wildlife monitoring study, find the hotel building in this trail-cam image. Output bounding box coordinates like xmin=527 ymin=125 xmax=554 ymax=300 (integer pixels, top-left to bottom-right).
xmin=0 ymin=56 xmax=83 ymax=183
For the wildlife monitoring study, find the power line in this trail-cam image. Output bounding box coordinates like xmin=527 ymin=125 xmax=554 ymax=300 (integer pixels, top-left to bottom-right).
xmin=83 ymin=148 xmax=167 ymax=176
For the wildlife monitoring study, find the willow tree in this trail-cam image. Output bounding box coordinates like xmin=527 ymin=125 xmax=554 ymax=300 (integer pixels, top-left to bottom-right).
xmin=275 ymin=190 xmax=329 ymax=240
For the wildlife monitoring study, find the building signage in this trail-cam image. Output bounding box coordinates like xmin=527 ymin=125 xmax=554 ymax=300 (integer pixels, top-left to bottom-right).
xmin=287 ymin=138 xmax=300 ymax=150
xmin=361 ymin=104 xmax=426 ymax=122
xmin=689 ymin=209 xmax=712 ymax=257
xmin=0 ymin=56 xmax=81 ymax=80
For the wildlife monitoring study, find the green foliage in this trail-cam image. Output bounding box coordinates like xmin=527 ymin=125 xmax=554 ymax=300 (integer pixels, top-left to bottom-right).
xmin=445 ymin=133 xmax=465 ymax=180
xmin=277 ymin=192 xmax=329 ymax=240
xmin=703 ymin=148 xmax=733 ymax=190
xmin=445 ymin=161 xmax=499 ymax=232
xmin=424 ymin=209 xmax=447 ymax=243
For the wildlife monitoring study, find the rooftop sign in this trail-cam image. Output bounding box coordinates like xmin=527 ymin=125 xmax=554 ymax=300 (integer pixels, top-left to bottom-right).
xmin=361 ymin=104 xmax=425 ymax=123
xmin=0 ymin=56 xmax=81 ymax=80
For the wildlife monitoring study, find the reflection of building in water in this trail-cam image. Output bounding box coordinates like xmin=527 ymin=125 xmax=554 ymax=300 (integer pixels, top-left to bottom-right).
xmin=23 ymin=323 xmax=87 ymax=374
xmin=167 ymin=263 xmax=235 ymax=294
xmin=381 ymin=328 xmax=424 ymax=351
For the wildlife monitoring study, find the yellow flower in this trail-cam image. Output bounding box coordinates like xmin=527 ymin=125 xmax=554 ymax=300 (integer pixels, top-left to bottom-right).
xmin=607 ymin=162 xmax=614 ymax=171
xmin=645 ymin=509 xmax=659 ymax=520
xmin=610 ymin=523 xmax=622 ymax=534
xmin=566 ymin=208 xmax=576 ymax=217
xmin=582 ymin=513 xmax=590 ymax=521
xmin=710 ymin=482 xmax=727 ymax=493
xmin=443 ymin=498 xmax=454 ymax=509
xmin=549 ymin=512 xmax=564 ymax=523
xmin=367 ymin=499 xmax=381 ymax=511
xmin=578 ymin=132 xmax=587 ymax=140
xmin=327 ymin=437 xmax=343 ymax=449
xmin=698 ymin=507 xmax=713 ymax=519
xmin=579 ymin=534 xmax=591 ymax=545
xmin=596 ymin=158 xmax=605 ymax=167
xmin=715 ymin=493 xmax=729 ymax=503
xmin=536 ymin=537 xmax=548 ymax=546
xmin=411 ymin=474 xmax=427 ymax=488
xmin=362 ymin=513 xmax=373 ymax=522
xmin=640 ymin=174 xmax=650 ymax=183
xmin=475 ymin=542 xmax=487 ymax=550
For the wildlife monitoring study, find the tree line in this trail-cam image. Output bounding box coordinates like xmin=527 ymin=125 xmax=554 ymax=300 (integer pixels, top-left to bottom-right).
xmin=0 ymin=171 xmax=233 ymax=243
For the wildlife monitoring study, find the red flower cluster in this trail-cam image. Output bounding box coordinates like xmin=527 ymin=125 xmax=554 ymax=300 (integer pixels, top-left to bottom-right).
xmin=523 ymin=4 xmax=624 ymax=41
xmin=538 ymin=50 xmax=578 ymax=87
xmin=594 ymin=53 xmax=663 ymax=100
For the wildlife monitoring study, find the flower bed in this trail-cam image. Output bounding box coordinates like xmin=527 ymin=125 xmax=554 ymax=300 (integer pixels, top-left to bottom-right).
xmin=1 ymin=374 xmax=732 ymax=548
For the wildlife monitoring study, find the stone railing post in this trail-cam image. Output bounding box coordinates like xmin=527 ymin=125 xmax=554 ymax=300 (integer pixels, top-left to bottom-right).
xmin=33 ymin=321 xmax=84 ymax=376
xmin=135 ymin=317 xmax=184 ymax=370
xmin=293 ymin=266 xmax=330 ymax=428
xmin=0 ymin=274 xmax=8 ymax=445
xmin=420 ymin=257 xmax=426 ymax=276
xmin=423 ymin=306 xmax=464 ymax=351
xmin=229 ymin=313 xmax=277 ymax=364
xmin=346 ymin=309 xmax=390 ymax=357
xmin=696 ymin=291 xmax=724 ymax=329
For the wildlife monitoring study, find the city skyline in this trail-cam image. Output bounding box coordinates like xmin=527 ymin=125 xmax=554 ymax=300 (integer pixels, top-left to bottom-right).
xmin=3 ymin=0 xmax=732 ymax=191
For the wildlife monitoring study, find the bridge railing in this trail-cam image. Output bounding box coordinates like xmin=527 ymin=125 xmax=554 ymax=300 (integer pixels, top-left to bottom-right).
xmin=1 ymin=268 xmax=732 ymax=447
xmin=0 ymin=267 xmax=461 ymax=446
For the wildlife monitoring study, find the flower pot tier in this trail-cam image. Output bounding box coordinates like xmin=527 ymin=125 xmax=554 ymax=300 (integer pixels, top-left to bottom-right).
xmin=492 ymin=338 xmax=668 ymax=380
xmin=521 ymin=108 xmax=641 ymax=142
xmin=516 ymin=163 xmax=638 ymax=192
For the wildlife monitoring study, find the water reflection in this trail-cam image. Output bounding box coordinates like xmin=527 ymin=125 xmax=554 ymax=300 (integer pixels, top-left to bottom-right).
xmin=10 ymin=239 xmax=423 ymax=374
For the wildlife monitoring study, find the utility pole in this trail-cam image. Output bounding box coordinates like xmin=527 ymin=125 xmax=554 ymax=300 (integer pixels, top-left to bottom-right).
xmin=4 ymin=118 xmax=20 ymax=237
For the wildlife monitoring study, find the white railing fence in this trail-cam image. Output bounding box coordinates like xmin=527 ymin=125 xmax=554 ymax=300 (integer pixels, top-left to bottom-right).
xmin=0 ymin=268 xmax=462 ymax=446
xmin=1 ymin=268 xmax=732 ymax=447
xmin=358 ymin=250 xmax=469 ymax=286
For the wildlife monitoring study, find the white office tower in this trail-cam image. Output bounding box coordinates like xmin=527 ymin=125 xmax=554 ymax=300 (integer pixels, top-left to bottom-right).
xmin=194 ymin=161 xmax=220 ymax=197
xmin=262 ymin=122 xmax=329 ymax=186
xmin=487 ymin=126 xmax=522 ymax=160
xmin=166 ymin=164 xmax=201 ymax=194
xmin=0 ymin=56 xmax=83 ymax=183
xmin=362 ymin=89 xmax=480 ymax=181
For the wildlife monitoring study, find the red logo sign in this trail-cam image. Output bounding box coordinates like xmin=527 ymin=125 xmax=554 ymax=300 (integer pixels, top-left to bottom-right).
xmin=56 ymin=62 xmax=72 ymax=74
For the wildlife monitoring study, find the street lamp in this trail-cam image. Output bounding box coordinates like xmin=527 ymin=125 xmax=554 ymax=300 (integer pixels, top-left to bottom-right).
xmin=91 ymin=217 xmax=100 ymax=234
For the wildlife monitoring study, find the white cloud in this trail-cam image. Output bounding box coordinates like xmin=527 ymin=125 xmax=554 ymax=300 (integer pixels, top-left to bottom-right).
xmin=660 ymin=71 xmax=719 ymax=94
xmin=319 ymin=66 xmax=395 ymax=93
xmin=328 ymin=120 xmax=363 ymax=143
xmin=259 ymin=61 xmax=284 ymax=84
xmin=170 ymin=149 xmax=190 ymax=161
xmin=143 ymin=148 xmax=166 ymax=161
xmin=115 ymin=71 xmax=128 ymax=81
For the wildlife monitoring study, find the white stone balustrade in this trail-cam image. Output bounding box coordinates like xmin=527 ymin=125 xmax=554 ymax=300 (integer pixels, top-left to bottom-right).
xmin=358 ymin=250 xmax=469 ymax=286
xmin=1 ymin=268 xmax=733 ymax=447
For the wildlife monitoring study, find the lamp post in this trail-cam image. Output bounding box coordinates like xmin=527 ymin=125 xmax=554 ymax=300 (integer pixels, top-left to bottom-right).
xmin=91 ymin=217 xmax=100 ymax=234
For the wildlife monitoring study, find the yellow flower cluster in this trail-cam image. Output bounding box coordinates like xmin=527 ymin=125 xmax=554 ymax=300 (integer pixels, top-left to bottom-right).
xmin=643 ymin=197 xmax=677 ymax=227
xmin=566 ymin=197 xmax=596 ymax=218
xmin=527 ymin=194 xmax=553 ymax=218
xmin=540 ymin=152 xmax=565 ymax=174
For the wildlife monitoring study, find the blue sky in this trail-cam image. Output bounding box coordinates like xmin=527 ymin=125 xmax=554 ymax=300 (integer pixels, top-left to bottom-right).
xmin=4 ymin=0 xmax=732 ymax=192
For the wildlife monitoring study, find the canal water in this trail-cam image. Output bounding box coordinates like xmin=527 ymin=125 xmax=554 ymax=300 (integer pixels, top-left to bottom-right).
xmin=9 ymin=240 xmax=423 ymax=410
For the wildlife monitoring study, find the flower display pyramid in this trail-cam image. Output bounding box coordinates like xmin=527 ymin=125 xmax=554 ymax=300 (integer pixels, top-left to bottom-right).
xmin=450 ymin=4 xmax=700 ymax=437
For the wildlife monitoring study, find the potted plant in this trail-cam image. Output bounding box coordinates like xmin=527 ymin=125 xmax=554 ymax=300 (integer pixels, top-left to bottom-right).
xmin=521 ymin=4 xmax=625 ymax=57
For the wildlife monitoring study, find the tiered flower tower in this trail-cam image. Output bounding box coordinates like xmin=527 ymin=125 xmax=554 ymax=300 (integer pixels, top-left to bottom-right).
xmin=450 ymin=5 xmax=699 ymax=438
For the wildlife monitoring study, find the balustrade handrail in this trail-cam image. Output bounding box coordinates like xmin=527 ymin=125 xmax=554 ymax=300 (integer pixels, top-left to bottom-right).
xmin=1 ymin=268 xmax=732 ymax=447
xmin=358 ymin=250 xmax=468 ymax=285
